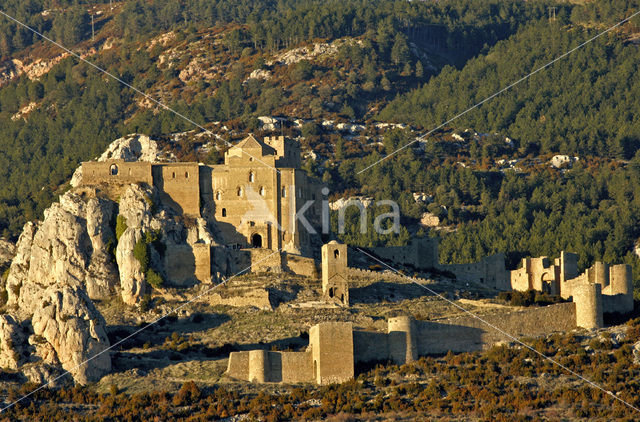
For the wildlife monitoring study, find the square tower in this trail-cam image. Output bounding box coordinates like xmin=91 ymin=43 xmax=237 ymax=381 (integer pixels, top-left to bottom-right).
xmin=309 ymin=322 xmax=354 ymax=385
xmin=322 ymin=241 xmax=349 ymax=305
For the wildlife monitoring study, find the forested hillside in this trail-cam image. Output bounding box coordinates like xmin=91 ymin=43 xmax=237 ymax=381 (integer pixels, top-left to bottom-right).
xmin=0 ymin=0 xmax=548 ymax=239
xmin=0 ymin=0 xmax=639 ymax=289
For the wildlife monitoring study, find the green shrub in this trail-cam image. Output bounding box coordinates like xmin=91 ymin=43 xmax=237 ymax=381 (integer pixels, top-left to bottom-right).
xmin=133 ymin=236 xmax=149 ymax=272
xmin=115 ymin=215 xmax=128 ymax=241
xmin=146 ymin=269 xmax=164 ymax=288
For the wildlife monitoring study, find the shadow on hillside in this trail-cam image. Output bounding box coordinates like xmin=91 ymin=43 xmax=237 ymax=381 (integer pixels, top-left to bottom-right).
xmin=107 ymin=312 xmax=231 ymax=351
xmin=349 ymin=281 xmax=449 ymax=304
xmin=110 ymin=334 xmax=308 ymax=373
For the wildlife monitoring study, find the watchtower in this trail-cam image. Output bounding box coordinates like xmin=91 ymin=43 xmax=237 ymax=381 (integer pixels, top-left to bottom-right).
xmin=321 ymin=241 xmax=349 ymax=306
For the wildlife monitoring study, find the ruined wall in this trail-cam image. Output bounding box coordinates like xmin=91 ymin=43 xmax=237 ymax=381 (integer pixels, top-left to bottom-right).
xmin=226 ymin=350 xmax=314 ymax=383
xmin=443 ymin=253 xmax=509 ymax=290
xmin=346 ymin=268 xmax=432 ymax=285
xmin=81 ymin=161 xmax=153 ymax=186
xmin=283 ymin=253 xmax=318 ymax=277
xmin=193 ymin=243 xmax=211 ymax=283
xmin=164 ymin=245 xmax=197 ymax=286
xmin=370 ymin=238 xmax=439 ymax=270
xmin=210 ymin=288 xmax=273 ymax=311
xmin=416 ymin=302 xmax=577 ymax=354
xmin=249 ymin=248 xmax=283 ymax=273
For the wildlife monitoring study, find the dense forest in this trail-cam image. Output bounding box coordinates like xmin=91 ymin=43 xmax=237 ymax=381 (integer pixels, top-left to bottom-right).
xmin=0 ymin=0 xmax=639 ymax=288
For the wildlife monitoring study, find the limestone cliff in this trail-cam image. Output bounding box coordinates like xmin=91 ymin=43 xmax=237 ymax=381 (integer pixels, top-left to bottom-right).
xmin=6 ymin=192 xmax=119 ymax=314
xmin=31 ymin=286 xmax=111 ymax=385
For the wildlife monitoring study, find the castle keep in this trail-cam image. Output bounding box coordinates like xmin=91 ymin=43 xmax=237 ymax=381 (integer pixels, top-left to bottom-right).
xmin=80 ymin=135 xmax=324 ymax=258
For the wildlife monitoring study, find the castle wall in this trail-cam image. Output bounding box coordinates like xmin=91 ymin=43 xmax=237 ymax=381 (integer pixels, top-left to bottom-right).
xmin=193 ymin=243 xmax=211 ymax=283
xmin=226 ymin=350 xmax=314 ymax=383
xmin=352 ymin=331 xmax=389 ymax=363
xmin=226 ymin=351 xmax=250 ymax=381
xmin=81 ymin=161 xmax=153 ymax=186
xmin=370 ymin=238 xmax=439 ymax=270
xmin=210 ymin=288 xmax=273 ymax=311
xmin=309 ymin=322 xmax=354 ymax=385
xmin=164 ymin=245 xmax=197 ymax=286
xmin=416 ymin=302 xmax=577 ymax=354
xmin=283 ymin=253 xmax=318 ymax=277
xmin=574 ymin=283 xmax=603 ymax=329
xmin=153 ymin=163 xmax=201 ymax=216
xmin=279 ymin=351 xmax=314 ymax=383
xmin=444 ymin=253 xmax=509 ymax=290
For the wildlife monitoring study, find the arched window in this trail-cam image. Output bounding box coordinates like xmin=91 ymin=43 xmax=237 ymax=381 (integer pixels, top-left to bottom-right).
xmin=185 ymin=172 xmax=189 ymax=178
xmin=109 ymin=164 xmax=118 ymax=176
xmin=221 ymin=208 xmax=227 ymax=217
xmin=215 ymin=191 xmax=222 ymax=201
xmin=237 ymin=187 xmax=243 ymax=196
xmin=281 ymin=187 xmax=286 ymax=198
xmin=334 ymin=249 xmax=340 ymax=258
xmin=172 ymin=172 xmax=176 ymax=179
xmin=259 ymin=186 xmax=266 ymax=196
xmin=249 ymin=171 xmax=255 ymax=183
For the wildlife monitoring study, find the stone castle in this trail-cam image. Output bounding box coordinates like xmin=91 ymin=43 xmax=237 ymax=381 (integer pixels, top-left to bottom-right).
xmin=226 ymin=241 xmax=634 ymax=385
xmin=81 ymin=135 xmax=324 ymax=256
xmin=77 ymin=134 xmax=634 ymax=387
xmin=80 ymin=135 xmax=325 ymax=283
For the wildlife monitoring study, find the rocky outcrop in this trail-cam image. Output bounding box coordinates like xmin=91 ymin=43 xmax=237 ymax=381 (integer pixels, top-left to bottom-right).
xmin=31 ymin=286 xmax=111 ymax=385
xmin=70 ymin=134 xmax=168 ymax=187
xmin=0 ymin=238 xmax=15 ymax=269
xmin=6 ymin=192 xmax=119 ymax=315
xmin=0 ymin=315 xmax=24 ymax=370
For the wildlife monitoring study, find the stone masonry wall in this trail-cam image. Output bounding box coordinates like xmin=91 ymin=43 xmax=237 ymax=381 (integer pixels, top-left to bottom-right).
xmin=416 ymin=302 xmax=577 ymax=354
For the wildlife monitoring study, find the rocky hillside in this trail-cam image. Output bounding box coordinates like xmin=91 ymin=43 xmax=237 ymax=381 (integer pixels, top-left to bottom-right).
xmin=0 ymin=134 xmax=229 ymax=385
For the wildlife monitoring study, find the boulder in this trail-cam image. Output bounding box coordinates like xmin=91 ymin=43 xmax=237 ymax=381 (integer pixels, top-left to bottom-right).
xmin=22 ymin=363 xmax=71 ymax=387
xmin=31 ymin=286 xmax=111 ymax=385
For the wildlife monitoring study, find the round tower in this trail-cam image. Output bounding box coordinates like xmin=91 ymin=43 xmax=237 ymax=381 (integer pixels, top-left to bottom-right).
xmin=248 ymin=350 xmax=269 ymax=383
xmin=388 ymin=316 xmax=418 ymax=365
xmin=609 ymin=264 xmax=633 ymax=314
xmin=574 ymin=283 xmax=603 ymax=330
xmin=591 ymin=261 xmax=609 ymax=288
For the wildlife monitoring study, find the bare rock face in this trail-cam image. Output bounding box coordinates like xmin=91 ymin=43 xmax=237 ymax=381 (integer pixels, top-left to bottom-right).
xmin=0 ymin=239 xmax=15 ymax=268
xmin=6 ymin=192 xmax=119 ymax=315
xmin=0 ymin=315 xmax=24 ymax=370
xmin=31 ymin=286 xmax=111 ymax=385
xmin=116 ymin=227 xmax=148 ymax=305
xmin=22 ymin=363 xmax=70 ymax=387
xmin=98 ymin=133 xmax=160 ymax=163
xmin=116 ymin=184 xmax=154 ymax=304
